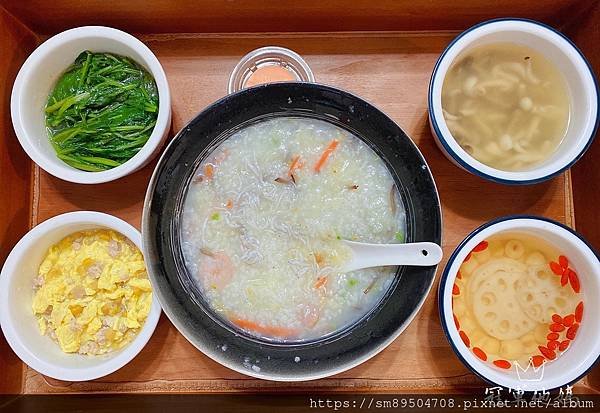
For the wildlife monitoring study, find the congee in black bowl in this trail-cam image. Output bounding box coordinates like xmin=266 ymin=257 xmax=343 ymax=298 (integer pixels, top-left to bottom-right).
xmin=142 ymin=83 xmax=441 ymax=380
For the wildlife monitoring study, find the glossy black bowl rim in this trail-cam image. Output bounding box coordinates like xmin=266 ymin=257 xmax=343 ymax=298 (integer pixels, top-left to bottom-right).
xmin=428 ymin=17 xmax=600 ymax=185
xmin=143 ymin=82 xmax=442 ymax=381
xmin=438 ymin=215 xmax=600 ymax=392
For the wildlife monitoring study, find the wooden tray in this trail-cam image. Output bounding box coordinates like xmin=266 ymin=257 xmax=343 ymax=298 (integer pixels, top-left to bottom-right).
xmin=1 ymin=0 xmax=599 ymax=395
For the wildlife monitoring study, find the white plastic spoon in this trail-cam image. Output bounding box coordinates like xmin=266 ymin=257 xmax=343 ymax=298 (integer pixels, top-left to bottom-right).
xmin=342 ymin=240 xmax=443 ymax=272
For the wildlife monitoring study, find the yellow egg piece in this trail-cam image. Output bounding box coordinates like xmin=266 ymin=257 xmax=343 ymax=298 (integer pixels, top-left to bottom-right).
xmin=31 ymin=229 xmax=152 ymax=355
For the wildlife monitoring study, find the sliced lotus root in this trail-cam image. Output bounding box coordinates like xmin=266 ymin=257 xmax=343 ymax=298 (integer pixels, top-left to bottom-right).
xmin=473 ymin=271 xmax=537 ymax=341
xmin=490 ymin=246 xmax=505 ymax=258
xmin=519 ymin=332 xmax=540 ymax=354
xmin=515 ymin=265 xmax=578 ymax=324
xmin=467 ymin=257 xmax=527 ymax=309
xmin=525 ymin=251 xmax=547 ymax=266
xmin=533 ymin=322 xmax=549 ymax=343
xmin=453 ymin=297 xmax=467 ymax=318
xmin=499 ymin=338 xmax=525 ymax=360
xmin=475 ymin=247 xmax=491 ymax=264
xmin=478 ymin=336 xmax=501 ymax=355
xmin=460 ymin=257 xmax=480 ymax=277
xmin=504 ymin=239 xmax=525 ymax=259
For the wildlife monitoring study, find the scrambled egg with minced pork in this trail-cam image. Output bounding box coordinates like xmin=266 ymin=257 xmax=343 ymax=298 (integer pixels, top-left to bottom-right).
xmin=32 ymin=229 xmax=152 ymax=355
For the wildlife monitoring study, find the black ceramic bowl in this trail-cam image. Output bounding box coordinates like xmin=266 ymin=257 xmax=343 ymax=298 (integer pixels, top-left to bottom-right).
xmin=142 ymin=83 xmax=442 ymax=380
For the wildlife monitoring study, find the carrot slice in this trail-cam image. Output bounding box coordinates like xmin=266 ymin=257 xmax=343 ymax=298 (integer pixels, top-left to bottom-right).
xmin=288 ymin=155 xmax=303 ymax=177
xmin=314 ymin=139 xmax=339 ymax=173
xmin=226 ymin=199 xmax=233 ymax=209
xmin=314 ymin=276 xmax=328 ymax=289
xmin=493 ymin=359 xmax=511 ymax=369
xmin=204 ymin=164 xmax=214 ymax=180
xmin=575 ymin=301 xmax=584 ymax=323
xmin=230 ymin=318 xmax=298 ymax=338
xmin=314 ymin=252 xmax=325 ymax=267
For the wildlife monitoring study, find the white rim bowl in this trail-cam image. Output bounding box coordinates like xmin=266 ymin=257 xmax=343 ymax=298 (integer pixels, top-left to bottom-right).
xmin=0 ymin=211 xmax=161 ymax=381
xmin=11 ymin=26 xmax=171 ymax=184
xmin=439 ymin=216 xmax=600 ymax=391
xmin=428 ymin=18 xmax=599 ymax=185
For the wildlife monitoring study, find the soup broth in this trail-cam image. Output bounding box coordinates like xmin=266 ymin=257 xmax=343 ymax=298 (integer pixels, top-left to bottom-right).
xmin=452 ymin=232 xmax=583 ymax=370
xmin=181 ymin=117 xmax=406 ymax=341
xmin=441 ymin=43 xmax=571 ymax=172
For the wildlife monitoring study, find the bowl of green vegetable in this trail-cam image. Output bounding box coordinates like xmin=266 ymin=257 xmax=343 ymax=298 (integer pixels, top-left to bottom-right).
xmin=11 ymin=26 xmax=171 ymax=184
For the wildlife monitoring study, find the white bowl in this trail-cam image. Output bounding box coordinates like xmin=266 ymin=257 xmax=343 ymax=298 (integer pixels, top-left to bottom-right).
xmin=11 ymin=26 xmax=171 ymax=184
xmin=439 ymin=216 xmax=600 ymax=391
xmin=428 ymin=18 xmax=599 ymax=185
xmin=0 ymin=211 xmax=161 ymax=381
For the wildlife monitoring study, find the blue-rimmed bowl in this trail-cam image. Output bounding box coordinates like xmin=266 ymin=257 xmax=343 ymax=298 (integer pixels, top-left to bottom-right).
xmin=439 ymin=216 xmax=600 ymax=391
xmin=428 ymin=19 xmax=599 ymax=185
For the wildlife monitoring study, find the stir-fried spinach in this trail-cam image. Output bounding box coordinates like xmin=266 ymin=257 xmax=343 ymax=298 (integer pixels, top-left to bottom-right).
xmin=45 ymin=51 xmax=159 ymax=172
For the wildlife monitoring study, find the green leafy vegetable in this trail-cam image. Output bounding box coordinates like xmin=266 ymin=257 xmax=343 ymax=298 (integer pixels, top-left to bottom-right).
xmin=211 ymin=212 xmax=221 ymax=221
xmin=45 ymin=51 xmax=159 ymax=171
xmin=395 ymin=231 xmax=404 ymax=242
xmin=348 ymin=279 xmax=358 ymax=287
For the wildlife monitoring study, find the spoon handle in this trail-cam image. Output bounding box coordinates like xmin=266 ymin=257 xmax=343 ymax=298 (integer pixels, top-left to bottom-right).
xmin=343 ymin=241 xmax=443 ymax=272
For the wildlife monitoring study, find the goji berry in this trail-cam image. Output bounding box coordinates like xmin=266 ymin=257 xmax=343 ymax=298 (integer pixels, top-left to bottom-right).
xmin=566 ymin=324 xmax=579 ymax=340
xmin=473 ymin=241 xmax=488 ymax=252
xmin=531 ymin=355 xmax=545 ymax=367
xmin=459 ymin=330 xmax=470 ymax=347
xmin=538 ymin=346 xmax=556 ymax=360
xmin=473 ymin=347 xmax=487 ymax=361
xmin=550 ymin=261 xmax=563 ymax=276
xmin=568 ymin=270 xmax=580 ymax=293
xmin=493 ymin=359 xmax=511 ymax=369
xmin=558 ymin=340 xmax=570 ymax=351
xmin=559 ymin=255 xmax=569 ymax=269
xmin=562 ymin=314 xmax=575 ymax=327
xmin=575 ymin=302 xmax=584 ymax=323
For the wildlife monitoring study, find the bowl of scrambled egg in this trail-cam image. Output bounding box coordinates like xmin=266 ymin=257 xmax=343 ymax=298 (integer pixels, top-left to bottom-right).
xmin=0 ymin=211 xmax=161 ymax=381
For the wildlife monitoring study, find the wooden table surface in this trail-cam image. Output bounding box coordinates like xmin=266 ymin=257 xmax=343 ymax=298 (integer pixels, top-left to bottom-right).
xmin=25 ymin=32 xmax=578 ymax=393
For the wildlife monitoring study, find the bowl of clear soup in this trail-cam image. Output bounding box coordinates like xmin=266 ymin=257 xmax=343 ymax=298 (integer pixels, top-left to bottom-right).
xmin=429 ymin=18 xmax=598 ymax=185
